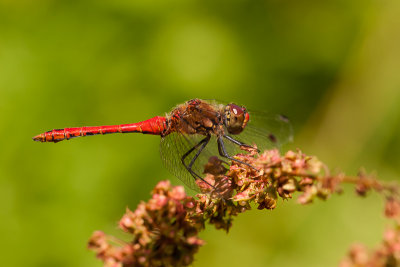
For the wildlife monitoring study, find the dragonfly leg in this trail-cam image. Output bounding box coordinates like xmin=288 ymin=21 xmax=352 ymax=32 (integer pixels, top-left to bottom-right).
xmin=223 ymin=135 xmax=260 ymax=152
xmin=217 ymin=136 xmax=258 ymax=171
xmin=181 ymin=135 xmax=215 ymax=188
xmin=187 ymin=135 xmax=211 ymax=170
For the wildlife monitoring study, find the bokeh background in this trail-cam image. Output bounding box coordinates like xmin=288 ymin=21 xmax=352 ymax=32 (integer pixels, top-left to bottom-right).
xmin=1 ymin=0 xmax=400 ymax=266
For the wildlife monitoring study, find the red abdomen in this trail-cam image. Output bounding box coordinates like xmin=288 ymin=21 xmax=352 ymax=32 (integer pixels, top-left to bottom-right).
xmin=33 ymin=116 xmax=167 ymax=143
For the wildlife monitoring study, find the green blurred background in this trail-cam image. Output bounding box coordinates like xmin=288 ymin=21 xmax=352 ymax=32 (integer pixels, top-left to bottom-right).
xmin=1 ymin=0 xmax=399 ymax=266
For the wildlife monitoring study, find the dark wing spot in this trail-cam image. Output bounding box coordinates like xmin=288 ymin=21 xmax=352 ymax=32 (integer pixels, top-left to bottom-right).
xmin=278 ymin=114 xmax=290 ymax=123
xmin=268 ymin=133 xmax=278 ymax=143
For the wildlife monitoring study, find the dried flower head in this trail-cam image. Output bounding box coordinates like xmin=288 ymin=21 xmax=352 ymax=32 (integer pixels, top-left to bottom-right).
xmin=340 ymin=227 xmax=400 ymax=267
xmin=89 ymin=149 xmax=400 ymax=267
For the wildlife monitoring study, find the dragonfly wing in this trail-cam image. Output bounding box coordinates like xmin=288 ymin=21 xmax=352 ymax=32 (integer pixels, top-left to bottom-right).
xmin=160 ymin=132 xmax=222 ymax=191
xmin=229 ymin=111 xmax=293 ymax=151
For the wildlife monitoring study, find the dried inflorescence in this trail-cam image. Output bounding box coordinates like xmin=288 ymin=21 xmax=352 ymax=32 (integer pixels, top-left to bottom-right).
xmin=88 ymin=181 xmax=204 ymax=267
xmin=339 ymin=227 xmax=400 ymax=267
xmin=88 ymin=149 xmax=400 ymax=267
xmin=338 ymin=196 xmax=400 ymax=267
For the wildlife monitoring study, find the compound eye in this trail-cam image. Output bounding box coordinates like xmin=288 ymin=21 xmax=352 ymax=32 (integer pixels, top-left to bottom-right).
xmin=226 ymin=104 xmax=248 ymax=134
xmin=230 ymin=104 xmax=244 ymax=116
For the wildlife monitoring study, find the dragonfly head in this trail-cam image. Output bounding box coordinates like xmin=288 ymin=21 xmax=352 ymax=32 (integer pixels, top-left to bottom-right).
xmin=224 ymin=104 xmax=250 ymax=135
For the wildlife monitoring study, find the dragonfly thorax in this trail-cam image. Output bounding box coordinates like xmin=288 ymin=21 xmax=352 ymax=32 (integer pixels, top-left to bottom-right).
xmin=164 ymin=99 xmax=225 ymax=137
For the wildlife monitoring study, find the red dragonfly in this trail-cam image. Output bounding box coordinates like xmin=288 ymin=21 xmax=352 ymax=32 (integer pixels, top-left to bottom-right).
xmin=33 ymin=99 xmax=292 ymax=190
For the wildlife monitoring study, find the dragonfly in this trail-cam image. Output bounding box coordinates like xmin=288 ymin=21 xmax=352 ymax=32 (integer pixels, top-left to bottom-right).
xmin=33 ymin=99 xmax=292 ymax=191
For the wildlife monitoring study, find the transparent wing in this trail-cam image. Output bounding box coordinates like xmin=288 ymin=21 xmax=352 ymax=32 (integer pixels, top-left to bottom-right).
xmin=160 ymin=132 xmax=222 ymax=191
xmin=226 ymin=111 xmax=293 ymax=151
